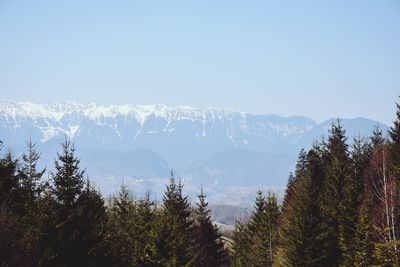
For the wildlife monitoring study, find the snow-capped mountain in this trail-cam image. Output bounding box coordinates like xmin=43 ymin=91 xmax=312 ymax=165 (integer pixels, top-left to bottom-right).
xmin=0 ymin=100 xmax=389 ymax=199
xmin=0 ymin=100 xmax=316 ymax=162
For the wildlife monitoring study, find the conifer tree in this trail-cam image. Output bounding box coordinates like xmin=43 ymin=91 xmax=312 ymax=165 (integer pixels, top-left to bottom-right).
xmin=389 ymin=100 xmax=400 ymax=176
xmin=193 ymin=187 xmax=229 ymax=267
xmin=52 ymin=139 xmax=84 ymax=209
xmin=74 ymin=180 xmax=108 ymax=266
xmin=231 ymin=220 xmax=251 ymax=267
xmin=339 ymin=136 xmax=371 ymax=266
xmin=0 ymin=143 xmax=30 ymax=265
xmin=0 ymin=146 xmax=21 ymax=214
xmin=352 ymin=137 xmax=375 ymax=267
xmin=319 ymin=121 xmax=350 ymax=266
xmin=106 ymin=184 xmax=137 ymax=266
xmin=16 ymin=139 xmax=47 ymax=262
xmin=42 ymin=139 xmax=107 ymax=266
xmin=18 ymin=138 xmax=46 ymax=212
xmin=161 ymin=170 xmax=195 ymax=266
xmin=277 ymin=145 xmax=325 ymax=266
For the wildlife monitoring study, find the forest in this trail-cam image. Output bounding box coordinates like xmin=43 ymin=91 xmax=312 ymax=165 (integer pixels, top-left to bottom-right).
xmin=1 ymin=100 xmax=400 ymax=267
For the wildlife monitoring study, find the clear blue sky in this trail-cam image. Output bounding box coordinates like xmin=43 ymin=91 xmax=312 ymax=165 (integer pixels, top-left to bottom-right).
xmin=0 ymin=1 xmax=399 ymax=124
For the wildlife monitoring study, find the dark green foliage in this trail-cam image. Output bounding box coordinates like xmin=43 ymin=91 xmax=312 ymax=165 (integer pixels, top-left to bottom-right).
xmin=18 ymin=139 xmax=46 ymax=212
xmin=354 ymin=195 xmax=374 ymax=267
xmin=389 ymin=101 xmax=400 ymax=173
xmin=277 ymin=145 xmax=325 ymax=267
xmin=52 ymin=140 xmax=84 ymax=209
xmin=339 ymin=136 xmax=371 ymax=266
xmin=160 ymin=171 xmax=195 ymax=266
xmin=106 ymin=186 xmax=159 ymax=266
xmin=105 ymin=185 xmax=137 ymax=266
xmin=232 ymin=191 xmax=280 ymax=267
xmin=193 ymin=188 xmax=230 ymax=267
xmin=0 ymin=147 xmax=21 ymax=214
xmin=231 ymin=220 xmax=251 ymax=267
xmin=39 ymin=139 xmax=107 ymax=267
xmin=318 ymin=121 xmax=350 ymax=266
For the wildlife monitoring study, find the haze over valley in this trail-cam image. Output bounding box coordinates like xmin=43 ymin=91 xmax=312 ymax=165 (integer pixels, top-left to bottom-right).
xmin=0 ymin=99 xmax=388 ymax=205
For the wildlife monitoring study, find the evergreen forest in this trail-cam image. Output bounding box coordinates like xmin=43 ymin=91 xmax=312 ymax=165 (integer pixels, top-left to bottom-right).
xmin=2 ymin=100 xmax=400 ymax=266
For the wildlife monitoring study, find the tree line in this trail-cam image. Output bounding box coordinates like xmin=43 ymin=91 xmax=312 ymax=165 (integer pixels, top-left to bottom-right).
xmin=1 ymin=99 xmax=400 ymax=266
xmin=0 ymin=139 xmax=230 ymax=266
xmin=231 ymin=100 xmax=400 ymax=266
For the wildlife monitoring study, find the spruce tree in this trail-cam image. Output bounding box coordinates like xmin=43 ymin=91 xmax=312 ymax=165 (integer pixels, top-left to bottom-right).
xmin=352 ymin=136 xmax=375 ymax=267
xmin=43 ymin=139 xmax=107 ymax=266
xmin=0 ymin=143 xmax=30 ymax=265
xmin=231 ymin=220 xmax=251 ymax=267
xmin=339 ymin=136 xmax=371 ymax=266
xmin=389 ymin=100 xmax=400 ymax=175
xmin=74 ymin=180 xmax=108 ymax=266
xmin=161 ymin=170 xmax=195 ymax=266
xmin=0 ymin=147 xmax=22 ymax=214
xmin=193 ymin=187 xmax=229 ymax=267
xmin=106 ymin=184 xmax=137 ymax=266
xmin=277 ymin=145 xmax=325 ymax=266
xmin=319 ymin=121 xmax=350 ymax=266
xmin=18 ymin=138 xmax=46 ymax=211
xmin=52 ymin=139 xmax=84 ymax=209
xmin=17 ymin=139 xmax=46 ymax=263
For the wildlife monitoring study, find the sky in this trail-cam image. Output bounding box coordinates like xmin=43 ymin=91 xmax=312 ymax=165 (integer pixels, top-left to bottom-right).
xmin=0 ymin=1 xmax=399 ymax=124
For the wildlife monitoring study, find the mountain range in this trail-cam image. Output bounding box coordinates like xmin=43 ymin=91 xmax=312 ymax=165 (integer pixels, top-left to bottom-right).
xmin=0 ymin=100 xmax=389 ymax=204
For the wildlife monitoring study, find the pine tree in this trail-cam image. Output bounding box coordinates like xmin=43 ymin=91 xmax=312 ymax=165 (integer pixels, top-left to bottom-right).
xmin=135 ymin=192 xmax=158 ymax=266
xmin=354 ymin=193 xmax=374 ymax=267
xmin=160 ymin=170 xmax=195 ymax=266
xmin=277 ymin=144 xmax=325 ymax=266
xmin=0 ymin=146 xmax=22 ymax=214
xmin=389 ymin=100 xmax=400 ymax=176
xmin=339 ymin=136 xmax=371 ymax=266
xmin=42 ymin=139 xmax=107 ymax=266
xmin=231 ymin=220 xmax=251 ymax=267
xmin=193 ymin=187 xmax=229 ymax=267
xmin=0 ymin=143 xmax=30 ymax=265
xmin=74 ymin=180 xmax=108 ymax=266
xmin=52 ymin=139 xmax=84 ymax=209
xmin=248 ymin=190 xmax=267 ymax=262
xmin=352 ymin=136 xmax=374 ymax=267
xmin=18 ymin=138 xmax=46 ymax=212
xmin=106 ymin=184 xmax=137 ymax=266
xmin=264 ymin=192 xmax=280 ymax=265
xmin=17 ymin=139 xmax=47 ymax=263
xmin=371 ymin=126 xmax=385 ymax=148
xmin=319 ymin=121 xmax=350 ymax=266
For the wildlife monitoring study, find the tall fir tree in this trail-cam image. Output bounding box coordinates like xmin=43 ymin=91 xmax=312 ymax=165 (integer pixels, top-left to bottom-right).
xmin=339 ymin=136 xmax=371 ymax=266
xmin=17 ymin=139 xmax=46 ymax=263
xmin=389 ymin=100 xmax=400 ymax=176
xmin=319 ymin=121 xmax=350 ymax=266
xmin=42 ymin=139 xmax=107 ymax=266
xmin=0 ymin=146 xmax=22 ymax=214
xmin=231 ymin=220 xmax=251 ymax=267
xmin=18 ymin=138 xmax=46 ymax=212
xmin=352 ymin=136 xmax=375 ymax=267
xmin=193 ymin=187 xmax=229 ymax=267
xmin=106 ymin=184 xmax=137 ymax=266
xmin=161 ymin=170 xmax=195 ymax=266
xmin=276 ymin=144 xmax=325 ymax=266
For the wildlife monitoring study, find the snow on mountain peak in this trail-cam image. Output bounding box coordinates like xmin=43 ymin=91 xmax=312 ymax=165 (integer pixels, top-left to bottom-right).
xmin=0 ymin=100 xmax=245 ymax=125
xmin=0 ymin=99 xmax=316 ymax=145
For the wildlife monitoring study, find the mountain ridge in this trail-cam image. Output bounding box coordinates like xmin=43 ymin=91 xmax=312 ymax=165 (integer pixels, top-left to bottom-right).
xmin=0 ymin=99 xmax=390 ymax=201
